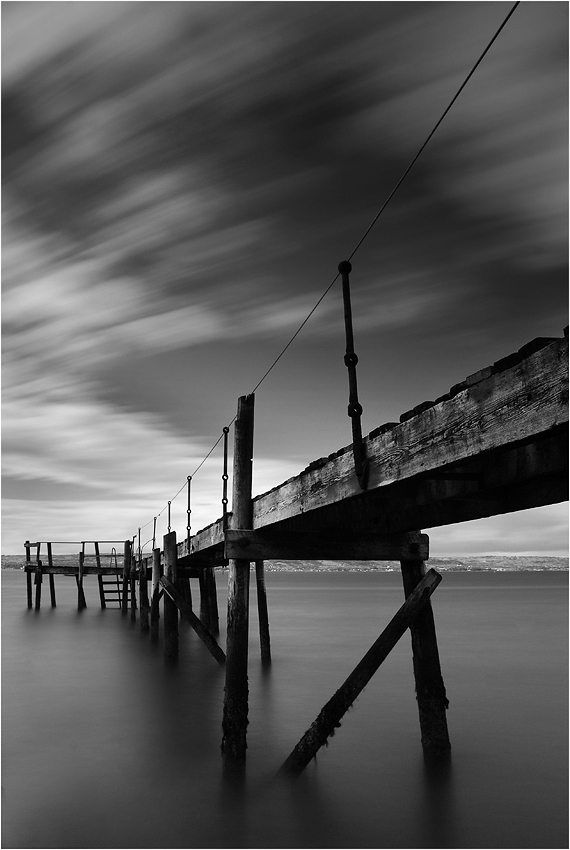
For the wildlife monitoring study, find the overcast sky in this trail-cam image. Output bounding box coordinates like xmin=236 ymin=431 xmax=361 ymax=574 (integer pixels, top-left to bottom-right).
xmin=3 ymin=2 xmax=568 ymax=556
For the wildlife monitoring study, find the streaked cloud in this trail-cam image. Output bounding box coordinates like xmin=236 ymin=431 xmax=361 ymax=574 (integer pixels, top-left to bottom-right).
xmin=2 ymin=2 xmax=567 ymax=554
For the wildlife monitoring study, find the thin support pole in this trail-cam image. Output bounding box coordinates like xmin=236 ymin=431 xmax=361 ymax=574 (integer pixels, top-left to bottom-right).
xmin=222 ymin=394 xmax=255 ymax=768
xmin=77 ymin=548 xmax=87 ymax=610
xmin=179 ymin=575 xmax=193 ymax=608
xmin=130 ymin=556 xmax=137 ymax=621
xmin=47 ymin=542 xmax=56 ymax=607
xmin=139 ymin=558 xmax=150 ymax=633
xmin=199 ymin=570 xmax=210 ymax=629
xmin=163 ymin=531 xmax=179 ymax=659
xmin=34 ymin=560 xmax=43 ymax=611
xmin=255 ymin=560 xmax=271 ymax=666
xmin=278 ymin=569 xmax=443 ymax=778
xmin=206 ymin=567 xmax=219 ymax=636
xmin=95 ymin=542 xmax=105 ymax=609
xmin=25 ymin=541 xmax=32 ymax=609
xmin=26 ymin=569 xmax=33 ymax=609
xmin=400 ymin=558 xmax=451 ymax=761
xmin=122 ymin=541 xmax=131 ymax=613
xmin=150 ymin=548 xmax=163 ymax=642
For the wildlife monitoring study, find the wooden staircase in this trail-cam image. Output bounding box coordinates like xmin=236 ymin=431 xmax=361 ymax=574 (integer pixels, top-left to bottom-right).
xmin=97 ymin=575 xmax=133 ymax=609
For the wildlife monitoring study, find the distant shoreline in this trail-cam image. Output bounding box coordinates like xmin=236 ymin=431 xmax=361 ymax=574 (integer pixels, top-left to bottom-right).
xmin=3 ymin=555 xmax=568 ymax=572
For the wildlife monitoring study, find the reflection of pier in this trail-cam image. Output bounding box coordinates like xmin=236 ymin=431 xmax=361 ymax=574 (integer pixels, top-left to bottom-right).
xmin=23 ymin=331 xmax=568 ymax=774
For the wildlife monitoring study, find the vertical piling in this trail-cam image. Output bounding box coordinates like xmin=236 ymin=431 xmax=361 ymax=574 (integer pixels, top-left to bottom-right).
xmin=150 ymin=548 xmax=162 ymax=642
xmin=34 ymin=559 xmax=43 ymax=611
xmin=95 ymin=542 xmax=105 ymax=609
xmin=122 ymin=541 xmax=131 ymax=614
xmin=130 ymin=555 xmax=137 ymax=621
xmin=222 ymin=394 xmax=254 ymax=768
xmin=77 ymin=549 xmax=87 ymax=610
xmin=163 ymin=531 xmax=179 ymax=659
xmin=400 ymin=557 xmax=451 ymax=761
xmin=47 ymin=542 xmax=56 ymax=608
xmin=206 ymin=567 xmax=219 ymax=635
xmin=255 ymin=560 xmax=271 ymax=666
xmin=199 ymin=570 xmax=210 ymax=629
xmin=25 ymin=541 xmax=32 ymax=609
xmin=139 ymin=556 xmax=150 ymax=633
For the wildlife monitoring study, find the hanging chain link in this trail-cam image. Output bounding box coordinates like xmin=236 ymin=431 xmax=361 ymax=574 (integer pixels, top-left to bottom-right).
xmin=186 ymin=476 xmax=192 ymax=550
xmin=222 ymin=426 xmax=230 ymax=531
xmin=339 ymin=260 xmax=369 ymax=489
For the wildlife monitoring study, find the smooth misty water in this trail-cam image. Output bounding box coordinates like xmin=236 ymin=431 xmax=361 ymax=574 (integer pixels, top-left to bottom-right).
xmin=2 ymin=569 xmax=568 ymax=849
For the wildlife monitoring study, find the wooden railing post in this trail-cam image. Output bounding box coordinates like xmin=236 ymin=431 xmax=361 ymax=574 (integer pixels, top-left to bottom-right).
xmin=163 ymin=531 xmax=179 ymax=658
xmin=222 ymin=394 xmax=254 ymax=769
xmin=400 ymin=556 xmax=451 ymax=761
xmin=122 ymin=541 xmax=131 ymax=613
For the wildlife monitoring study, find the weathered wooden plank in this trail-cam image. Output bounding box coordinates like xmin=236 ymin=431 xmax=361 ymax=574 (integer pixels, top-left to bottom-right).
xmin=224 ymin=529 xmax=429 ymax=561
xmin=22 ymin=564 xmax=126 ymax=575
xmin=278 ymin=568 xmax=443 ymax=777
xmin=252 ymin=337 xmax=567 ymax=530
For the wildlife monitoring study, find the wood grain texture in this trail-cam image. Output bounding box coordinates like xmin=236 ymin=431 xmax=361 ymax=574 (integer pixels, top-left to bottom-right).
xmin=253 ymin=338 xmax=567 ymax=529
xmin=224 ymin=529 xmax=429 ymax=561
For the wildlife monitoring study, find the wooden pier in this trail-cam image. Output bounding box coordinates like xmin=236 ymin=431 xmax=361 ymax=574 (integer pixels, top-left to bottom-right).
xmin=22 ymin=331 xmax=568 ymax=774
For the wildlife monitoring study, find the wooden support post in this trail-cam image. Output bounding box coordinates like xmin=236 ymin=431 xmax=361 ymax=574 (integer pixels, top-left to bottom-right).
xmin=95 ymin=542 xmax=105 ymax=609
xmin=26 ymin=569 xmax=33 ymax=609
xmin=255 ymin=560 xmax=271 ymax=666
xmin=34 ymin=561 xmax=43 ymax=611
xmin=130 ymin=554 xmax=137 ymax=621
xmin=400 ymin=558 xmax=451 ymax=761
xmin=278 ymin=569 xmax=442 ymax=778
xmin=139 ymin=556 xmax=150 ymax=633
xmin=163 ymin=531 xmax=179 ymax=659
xmin=25 ymin=541 xmax=32 ymax=609
xmin=150 ymin=548 xmax=162 ymax=641
xmin=222 ymin=394 xmax=254 ymax=768
xmin=122 ymin=541 xmax=131 ymax=613
xmin=77 ymin=551 xmax=87 ymax=610
xmin=47 ymin=542 xmax=56 ymax=608
xmin=199 ymin=570 xmax=210 ymax=629
xmin=206 ymin=567 xmax=219 ymax=635
xmin=160 ymin=577 xmax=226 ymax=666
xmin=179 ymin=576 xmax=193 ymax=609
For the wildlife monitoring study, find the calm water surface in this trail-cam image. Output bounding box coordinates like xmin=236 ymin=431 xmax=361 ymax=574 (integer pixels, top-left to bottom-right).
xmin=2 ymin=569 xmax=568 ymax=849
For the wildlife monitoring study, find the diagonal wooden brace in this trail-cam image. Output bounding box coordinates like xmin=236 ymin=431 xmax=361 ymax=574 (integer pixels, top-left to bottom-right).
xmin=278 ymin=568 xmax=442 ymax=778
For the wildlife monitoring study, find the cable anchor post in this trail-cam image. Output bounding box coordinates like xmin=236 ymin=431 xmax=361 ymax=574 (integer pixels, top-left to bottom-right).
xmin=186 ymin=477 xmax=192 ymax=554
xmin=339 ymin=260 xmax=369 ymax=490
xmin=222 ymin=426 xmax=230 ymax=534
